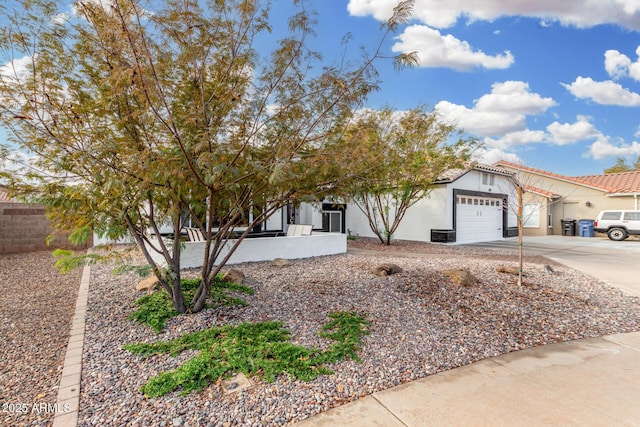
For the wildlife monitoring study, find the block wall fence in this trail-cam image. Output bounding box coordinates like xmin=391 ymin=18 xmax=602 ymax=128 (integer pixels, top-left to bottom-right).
xmin=0 ymin=202 xmax=92 ymax=254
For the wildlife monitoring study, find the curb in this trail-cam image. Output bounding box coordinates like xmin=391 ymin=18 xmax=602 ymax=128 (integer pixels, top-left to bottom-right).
xmin=53 ymin=264 xmax=91 ymax=427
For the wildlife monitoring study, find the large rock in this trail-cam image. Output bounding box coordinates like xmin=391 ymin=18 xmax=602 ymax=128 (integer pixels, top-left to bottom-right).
xmin=373 ymin=263 xmax=403 ymax=277
xmin=222 ymin=268 xmax=245 ymax=284
xmin=441 ymin=269 xmax=476 ymax=287
xmin=498 ymin=265 xmax=525 ymax=276
xmin=135 ymin=275 xmax=159 ymax=291
xmin=272 ymin=258 xmax=292 ymax=267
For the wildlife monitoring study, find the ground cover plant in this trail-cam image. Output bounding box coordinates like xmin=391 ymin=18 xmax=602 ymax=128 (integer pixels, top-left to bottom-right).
xmin=129 ymin=277 xmax=253 ymax=333
xmin=124 ymin=311 xmax=370 ymax=397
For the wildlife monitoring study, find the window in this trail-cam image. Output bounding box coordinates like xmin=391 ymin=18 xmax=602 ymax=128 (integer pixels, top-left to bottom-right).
xmin=548 ymin=204 xmax=553 ymax=228
xmin=602 ymin=212 xmax=622 ymax=220
xmin=482 ymin=173 xmax=495 ymax=186
xmin=624 ymin=212 xmax=640 ymax=221
xmin=523 ymin=203 xmax=540 ymax=228
xmin=474 ymin=198 xmax=479 ymax=205
xmin=322 ymin=211 xmax=342 ymax=233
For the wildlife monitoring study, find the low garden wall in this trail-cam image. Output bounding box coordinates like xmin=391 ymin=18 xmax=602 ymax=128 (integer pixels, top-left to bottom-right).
xmin=0 ymin=202 xmax=92 ymax=254
xmin=148 ymin=232 xmax=347 ymax=268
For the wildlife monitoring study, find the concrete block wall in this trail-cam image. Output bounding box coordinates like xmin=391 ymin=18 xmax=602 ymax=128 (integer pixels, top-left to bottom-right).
xmin=0 ymin=202 xmax=92 ymax=254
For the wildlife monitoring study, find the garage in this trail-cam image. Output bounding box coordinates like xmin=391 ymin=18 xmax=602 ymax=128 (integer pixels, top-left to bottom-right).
xmin=455 ymin=195 xmax=504 ymax=244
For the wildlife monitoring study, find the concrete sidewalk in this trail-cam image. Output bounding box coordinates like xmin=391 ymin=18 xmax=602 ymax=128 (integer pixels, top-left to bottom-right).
xmin=295 ymin=332 xmax=640 ymax=426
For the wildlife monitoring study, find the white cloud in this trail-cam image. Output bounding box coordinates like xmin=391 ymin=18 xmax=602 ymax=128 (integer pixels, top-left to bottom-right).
xmin=474 ymin=81 xmax=556 ymax=114
xmin=546 ymin=116 xmax=600 ymax=145
xmin=605 ymin=49 xmax=632 ymax=79
xmin=347 ymin=0 xmax=640 ymax=31
xmin=435 ymin=81 xmax=555 ymax=137
xmin=587 ymin=135 xmax=640 ymax=160
xmin=391 ymin=25 xmax=514 ymax=71
xmin=604 ymin=46 xmax=640 ymax=81
xmin=482 ymin=130 xmax=548 ymax=150
xmin=0 ymin=55 xmax=33 ymax=82
xmin=563 ymin=76 xmax=640 ymax=106
xmin=473 ymin=147 xmax=523 ymax=165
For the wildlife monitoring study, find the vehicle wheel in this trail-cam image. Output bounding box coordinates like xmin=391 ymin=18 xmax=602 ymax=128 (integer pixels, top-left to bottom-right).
xmin=608 ymin=228 xmax=627 ymax=241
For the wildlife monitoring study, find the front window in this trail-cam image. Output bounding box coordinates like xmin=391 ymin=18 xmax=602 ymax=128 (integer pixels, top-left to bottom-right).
xmin=482 ymin=173 xmax=495 ymax=186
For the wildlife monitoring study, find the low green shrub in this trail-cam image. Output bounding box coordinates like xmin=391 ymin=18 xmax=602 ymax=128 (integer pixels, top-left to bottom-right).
xmin=124 ymin=311 xmax=370 ymax=397
xmin=128 ymin=276 xmax=253 ymax=333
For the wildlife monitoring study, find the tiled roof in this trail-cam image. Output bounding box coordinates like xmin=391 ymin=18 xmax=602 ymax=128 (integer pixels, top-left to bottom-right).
xmin=574 ymin=171 xmax=640 ymax=194
xmin=524 ymin=185 xmax=561 ymax=199
xmin=436 ymin=162 xmax=514 ymax=183
xmin=494 ymin=161 xmax=621 ymax=193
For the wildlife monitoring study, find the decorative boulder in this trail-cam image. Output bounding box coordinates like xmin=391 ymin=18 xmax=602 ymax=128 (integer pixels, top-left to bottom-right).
xmin=135 ymin=275 xmax=159 ymax=291
xmin=272 ymin=258 xmax=292 ymax=267
xmin=373 ymin=263 xmax=403 ymax=277
xmin=222 ymin=268 xmax=245 ymax=284
xmin=441 ymin=269 xmax=476 ymax=287
xmin=498 ymin=266 xmax=524 ymax=276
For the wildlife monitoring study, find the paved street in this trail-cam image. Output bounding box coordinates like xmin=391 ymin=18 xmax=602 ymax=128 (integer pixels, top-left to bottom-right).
xmin=465 ymin=235 xmax=640 ymax=297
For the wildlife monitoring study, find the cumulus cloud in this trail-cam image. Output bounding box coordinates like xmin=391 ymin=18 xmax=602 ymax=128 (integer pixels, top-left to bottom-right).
xmin=435 ymin=81 xmax=555 ymax=137
xmin=605 ymin=49 xmax=633 ymax=79
xmin=546 ymin=116 xmax=600 ymax=145
xmin=604 ymin=46 xmax=640 ymax=81
xmin=587 ymin=136 xmax=640 ymax=160
xmin=391 ymin=25 xmax=514 ymax=71
xmin=482 ymin=130 xmax=548 ymax=150
xmin=562 ymin=76 xmax=640 ymax=106
xmin=347 ymin=0 xmax=640 ymax=31
xmin=473 ymin=147 xmax=523 ymax=165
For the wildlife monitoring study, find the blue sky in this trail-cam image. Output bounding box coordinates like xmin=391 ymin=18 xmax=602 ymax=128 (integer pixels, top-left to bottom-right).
xmin=289 ymin=0 xmax=640 ymax=176
xmin=2 ymin=0 xmax=640 ymax=177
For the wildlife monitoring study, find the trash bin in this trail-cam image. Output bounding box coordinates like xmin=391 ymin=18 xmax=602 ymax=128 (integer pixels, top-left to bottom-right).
xmin=578 ymin=219 xmax=595 ymax=237
xmin=561 ymin=218 xmax=576 ymax=236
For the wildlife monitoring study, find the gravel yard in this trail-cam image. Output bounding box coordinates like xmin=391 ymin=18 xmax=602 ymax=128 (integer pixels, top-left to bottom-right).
xmin=75 ymin=239 xmax=640 ymax=426
xmin=1 ymin=251 xmax=82 ymax=427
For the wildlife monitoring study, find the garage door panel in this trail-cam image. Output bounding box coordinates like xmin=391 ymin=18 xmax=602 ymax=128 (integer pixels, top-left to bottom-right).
xmin=456 ymin=196 xmax=503 ymax=244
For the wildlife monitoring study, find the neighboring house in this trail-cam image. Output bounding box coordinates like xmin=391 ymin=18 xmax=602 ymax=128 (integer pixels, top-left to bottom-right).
xmin=495 ymin=161 xmax=640 ymax=236
xmin=345 ymin=164 xmax=519 ymax=244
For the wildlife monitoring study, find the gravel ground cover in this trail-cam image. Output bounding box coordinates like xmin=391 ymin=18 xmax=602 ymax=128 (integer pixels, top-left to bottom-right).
xmin=1 ymin=251 xmax=82 ymax=427
xmin=78 ymin=241 xmax=640 ymax=427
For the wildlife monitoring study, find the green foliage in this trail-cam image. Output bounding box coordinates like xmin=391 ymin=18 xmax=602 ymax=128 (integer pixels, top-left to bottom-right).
xmin=128 ymin=277 xmax=253 ymax=333
xmin=52 ymin=249 xmax=104 ymax=273
xmin=0 ymin=0 xmax=416 ymax=314
xmin=123 ymin=312 xmax=370 ymax=397
xmin=340 ymin=106 xmax=477 ymax=245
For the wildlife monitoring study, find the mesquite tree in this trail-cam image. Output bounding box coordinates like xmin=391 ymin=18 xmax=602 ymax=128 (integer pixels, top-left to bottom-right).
xmin=0 ymin=0 xmax=417 ymax=312
xmin=341 ymin=106 xmax=476 ymax=245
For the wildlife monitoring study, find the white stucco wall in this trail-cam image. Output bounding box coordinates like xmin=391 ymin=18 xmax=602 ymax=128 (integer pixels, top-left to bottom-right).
xmin=343 ymin=169 xmax=518 ymax=243
xmin=344 ymin=186 xmax=448 ymax=242
xmin=147 ymin=232 xmax=347 ymax=269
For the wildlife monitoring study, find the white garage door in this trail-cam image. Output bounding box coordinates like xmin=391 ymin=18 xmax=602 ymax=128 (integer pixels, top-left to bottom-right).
xmin=456 ymin=195 xmax=504 ymax=244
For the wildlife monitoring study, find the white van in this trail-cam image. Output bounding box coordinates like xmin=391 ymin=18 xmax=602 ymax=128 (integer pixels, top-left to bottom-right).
xmin=594 ymin=210 xmax=640 ymax=241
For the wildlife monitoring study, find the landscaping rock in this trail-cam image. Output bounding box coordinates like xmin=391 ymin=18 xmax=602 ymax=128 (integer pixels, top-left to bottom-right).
xmin=222 ymin=268 xmax=245 ymax=284
xmin=135 ymin=275 xmax=159 ymax=291
xmin=373 ymin=263 xmax=403 ymax=277
xmin=441 ymin=269 xmax=476 ymax=287
xmin=498 ymin=266 xmax=524 ymax=276
xmin=272 ymin=258 xmax=292 ymax=267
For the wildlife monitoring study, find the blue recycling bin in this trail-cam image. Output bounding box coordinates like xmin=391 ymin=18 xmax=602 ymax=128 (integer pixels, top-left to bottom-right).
xmin=578 ymin=219 xmax=595 ymax=237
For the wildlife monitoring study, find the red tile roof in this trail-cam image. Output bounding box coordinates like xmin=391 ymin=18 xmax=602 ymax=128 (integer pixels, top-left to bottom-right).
xmin=494 ymin=161 xmax=628 ymax=194
xmin=524 ymin=185 xmax=561 ymax=199
xmin=574 ymin=171 xmax=640 ymax=194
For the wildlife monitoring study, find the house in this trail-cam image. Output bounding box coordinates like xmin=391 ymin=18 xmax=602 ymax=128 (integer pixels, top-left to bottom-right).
xmin=495 ymin=161 xmax=640 ymax=236
xmin=344 ymin=164 xmax=520 ymax=244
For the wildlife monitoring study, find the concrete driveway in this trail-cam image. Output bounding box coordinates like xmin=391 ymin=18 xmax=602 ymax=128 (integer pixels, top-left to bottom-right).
xmin=465 ymin=235 xmax=640 ymax=297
